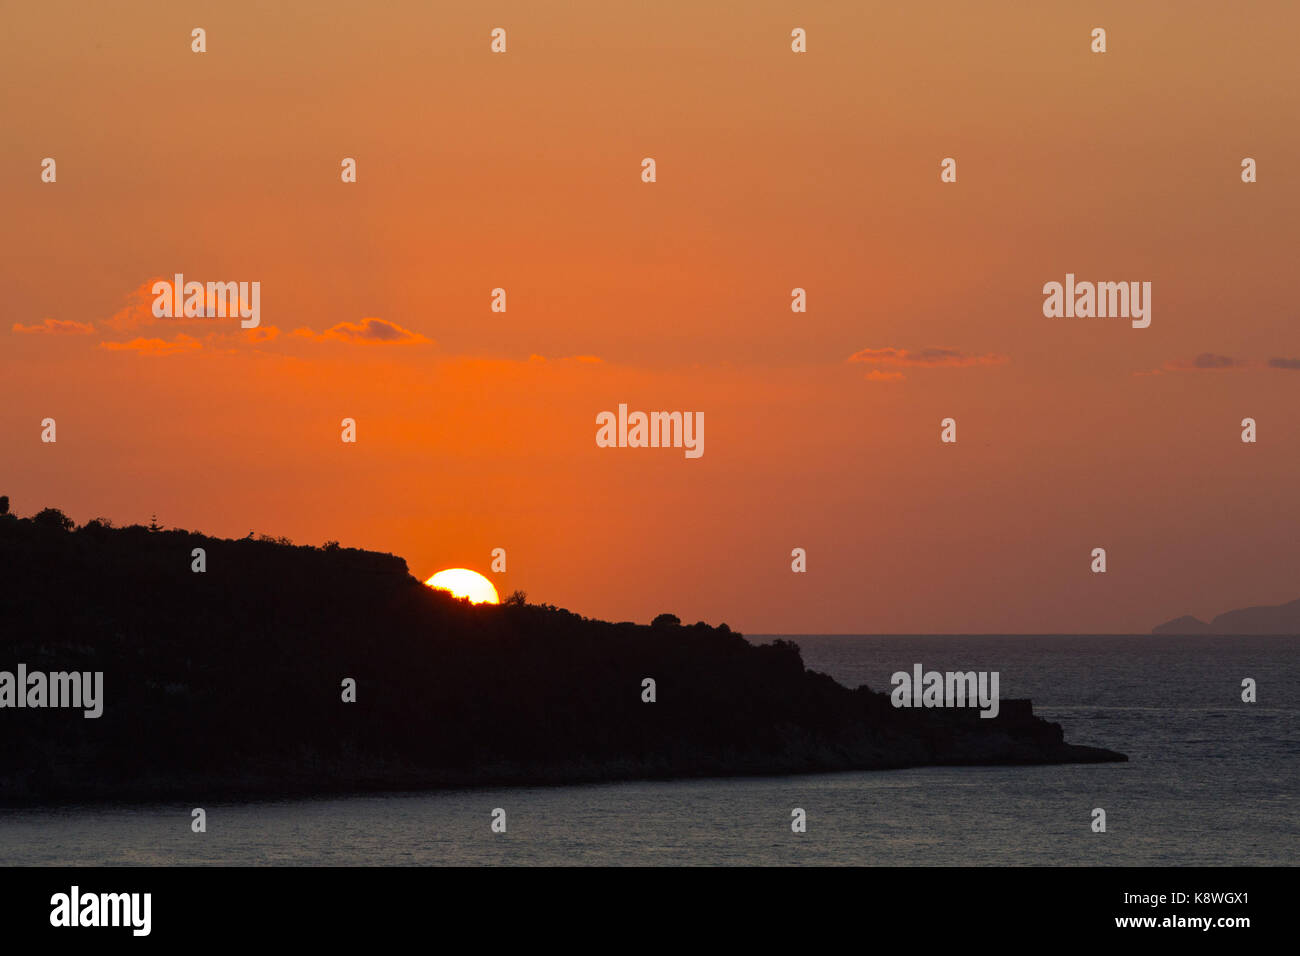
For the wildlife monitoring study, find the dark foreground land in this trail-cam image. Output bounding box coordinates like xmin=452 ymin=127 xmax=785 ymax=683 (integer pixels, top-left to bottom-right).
xmin=0 ymin=508 xmax=1124 ymax=803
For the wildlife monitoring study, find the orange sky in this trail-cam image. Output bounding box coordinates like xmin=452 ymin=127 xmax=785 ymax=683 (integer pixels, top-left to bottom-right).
xmin=4 ymin=1 xmax=1299 ymax=633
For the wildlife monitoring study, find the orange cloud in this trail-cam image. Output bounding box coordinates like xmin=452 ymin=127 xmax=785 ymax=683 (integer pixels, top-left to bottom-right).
xmin=99 ymin=334 xmax=202 ymax=356
xmin=12 ymin=318 xmax=95 ymax=335
xmin=294 ymin=318 xmax=432 ymax=346
xmin=247 ymin=326 xmax=278 ymax=343
xmin=102 ymin=278 xmax=167 ymax=331
xmin=232 ymin=325 xmax=279 ymax=345
xmin=526 ymin=354 xmax=603 ymax=364
xmin=103 ymin=277 xmax=260 ymax=332
xmin=848 ymin=347 xmax=1010 ymax=368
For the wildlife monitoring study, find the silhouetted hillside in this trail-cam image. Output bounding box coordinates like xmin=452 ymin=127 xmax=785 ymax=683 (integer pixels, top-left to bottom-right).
xmin=0 ymin=505 xmax=1123 ymax=803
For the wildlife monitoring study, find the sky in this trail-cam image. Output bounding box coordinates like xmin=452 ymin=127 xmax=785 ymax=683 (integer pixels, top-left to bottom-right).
xmin=3 ymin=1 xmax=1299 ymax=634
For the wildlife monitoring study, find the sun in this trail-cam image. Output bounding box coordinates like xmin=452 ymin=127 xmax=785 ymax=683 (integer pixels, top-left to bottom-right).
xmin=424 ymin=568 xmax=500 ymax=605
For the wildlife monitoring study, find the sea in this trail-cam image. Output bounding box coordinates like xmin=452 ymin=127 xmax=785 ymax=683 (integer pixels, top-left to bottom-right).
xmin=1 ymin=635 xmax=1295 ymax=866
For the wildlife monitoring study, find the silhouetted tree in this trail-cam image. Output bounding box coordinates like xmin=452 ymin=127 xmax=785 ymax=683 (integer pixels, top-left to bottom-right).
xmin=651 ymin=613 xmax=681 ymax=629
xmin=33 ymin=508 xmax=74 ymax=533
xmin=0 ymin=496 xmax=8 ymax=515
xmin=504 ymin=590 xmax=527 ymax=606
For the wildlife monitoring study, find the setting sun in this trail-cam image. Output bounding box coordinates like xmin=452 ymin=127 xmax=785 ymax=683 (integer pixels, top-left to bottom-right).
xmin=424 ymin=568 xmax=500 ymax=605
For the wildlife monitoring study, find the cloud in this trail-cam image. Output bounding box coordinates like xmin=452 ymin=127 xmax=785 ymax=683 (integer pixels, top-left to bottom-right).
xmin=12 ymin=318 xmax=95 ymax=335
xmin=1268 ymin=357 xmax=1300 ymax=370
xmin=99 ymin=334 xmax=202 ymax=356
xmin=235 ymin=325 xmax=279 ymax=345
xmin=1139 ymin=354 xmax=1267 ymax=375
xmin=1163 ymin=353 xmax=1245 ymax=371
xmin=848 ymin=346 xmax=1008 ymax=380
xmin=294 ymin=318 xmax=432 ymax=345
xmin=102 ymin=278 xmax=167 ymax=331
xmin=192 ymin=326 xmax=283 ymax=355
xmin=848 ymin=347 xmax=1009 ymax=368
xmin=103 ymin=278 xmax=261 ymax=332
xmin=526 ymin=354 xmax=603 ymax=364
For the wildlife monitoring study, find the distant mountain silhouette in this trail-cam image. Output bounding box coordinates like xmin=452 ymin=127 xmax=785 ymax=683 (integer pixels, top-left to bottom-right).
xmin=0 ymin=505 xmax=1124 ymax=804
xmin=1153 ymin=597 xmax=1300 ymax=635
xmin=1151 ymin=615 xmax=1213 ymax=635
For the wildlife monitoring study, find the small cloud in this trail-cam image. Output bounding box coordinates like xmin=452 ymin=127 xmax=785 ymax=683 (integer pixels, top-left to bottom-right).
xmin=12 ymin=318 xmax=96 ymax=335
xmin=526 ymin=354 xmax=603 ymax=364
xmin=1164 ymin=353 xmax=1244 ymax=371
xmin=1268 ymin=357 xmax=1300 ymax=370
xmin=103 ymin=278 xmax=166 ymax=331
xmin=241 ymin=325 xmax=279 ymax=344
xmin=848 ymin=346 xmax=1009 ymax=369
xmin=199 ymin=325 xmax=282 ymax=352
xmin=848 ymin=346 xmax=1007 ymax=381
xmin=296 ymin=318 xmax=431 ymax=345
xmin=99 ymin=334 xmax=202 ymax=356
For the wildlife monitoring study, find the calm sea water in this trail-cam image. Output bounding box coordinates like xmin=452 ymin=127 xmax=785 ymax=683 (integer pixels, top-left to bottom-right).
xmin=1 ymin=635 xmax=1295 ymax=866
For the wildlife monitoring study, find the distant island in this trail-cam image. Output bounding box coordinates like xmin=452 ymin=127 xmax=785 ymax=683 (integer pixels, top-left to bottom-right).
xmin=1152 ymin=598 xmax=1300 ymax=635
xmin=0 ymin=501 xmax=1124 ymax=804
